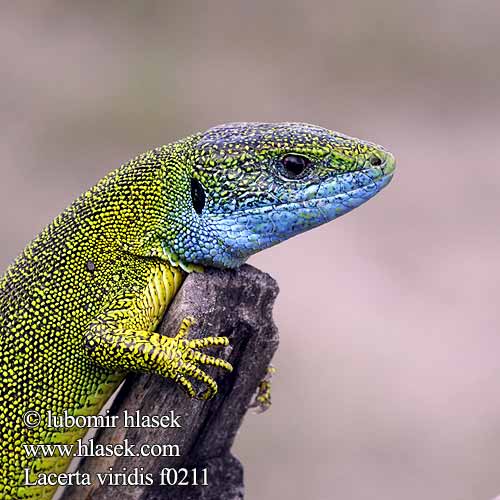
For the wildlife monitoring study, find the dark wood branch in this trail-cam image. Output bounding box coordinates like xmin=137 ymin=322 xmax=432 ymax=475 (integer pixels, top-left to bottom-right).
xmin=61 ymin=264 xmax=279 ymax=500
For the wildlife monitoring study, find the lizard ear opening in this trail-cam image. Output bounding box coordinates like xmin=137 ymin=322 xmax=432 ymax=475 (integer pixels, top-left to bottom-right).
xmin=191 ymin=178 xmax=206 ymax=215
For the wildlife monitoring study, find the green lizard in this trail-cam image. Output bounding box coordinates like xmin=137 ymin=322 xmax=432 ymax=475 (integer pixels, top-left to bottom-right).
xmin=0 ymin=122 xmax=395 ymax=499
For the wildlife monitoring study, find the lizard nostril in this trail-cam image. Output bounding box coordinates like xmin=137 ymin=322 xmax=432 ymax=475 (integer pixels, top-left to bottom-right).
xmin=369 ymin=155 xmax=383 ymax=167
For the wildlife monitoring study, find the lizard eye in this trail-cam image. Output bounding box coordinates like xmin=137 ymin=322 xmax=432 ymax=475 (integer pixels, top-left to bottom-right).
xmin=191 ymin=178 xmax=206 ymax=215
xmin=281 ymin=154 xmax=311 ymax=179
xmin=369 ymin=155 xmax=383 ymax=166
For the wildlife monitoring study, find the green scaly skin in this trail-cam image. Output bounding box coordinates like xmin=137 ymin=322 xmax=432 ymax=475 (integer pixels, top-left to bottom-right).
xmin=0 ymin=122 xmax=395 ymax=499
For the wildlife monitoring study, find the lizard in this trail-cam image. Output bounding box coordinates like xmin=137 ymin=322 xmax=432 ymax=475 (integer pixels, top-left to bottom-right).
xmin=0 ymin=122 xmax=395 ymax=499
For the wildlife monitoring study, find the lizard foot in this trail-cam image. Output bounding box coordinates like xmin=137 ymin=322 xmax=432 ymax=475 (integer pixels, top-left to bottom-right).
xmin=249 ymin=365 xmax=276 ymax=413
xmin=159 ymin=317 xmax=233 ymax=400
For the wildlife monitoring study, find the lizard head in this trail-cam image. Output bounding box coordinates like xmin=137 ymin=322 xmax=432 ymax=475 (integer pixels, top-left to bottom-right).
xmin=161 ymin=122 xmax=395 ymax=269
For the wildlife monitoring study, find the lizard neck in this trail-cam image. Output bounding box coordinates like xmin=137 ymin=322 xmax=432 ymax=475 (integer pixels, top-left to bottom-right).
xmin=146 ymin=242 xmax=204 ymax=274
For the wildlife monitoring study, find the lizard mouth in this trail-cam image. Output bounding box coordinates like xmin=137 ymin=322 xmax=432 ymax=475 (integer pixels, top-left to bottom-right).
xmin=216 ymin=168 xmax=394 ymax=219
xmin=271 ymin=170 xmax=393 ymax=216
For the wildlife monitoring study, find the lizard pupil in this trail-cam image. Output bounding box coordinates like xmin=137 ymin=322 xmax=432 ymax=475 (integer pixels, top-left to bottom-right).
xmin=191 ymin=178 xmax=206 ymax=215
xmin=281 ymin=154 xmax=310 ymax=179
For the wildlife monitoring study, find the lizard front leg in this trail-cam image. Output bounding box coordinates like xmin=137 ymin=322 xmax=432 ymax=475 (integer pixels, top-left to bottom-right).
xmin=83 ymin=264 xmax=233 ymax=399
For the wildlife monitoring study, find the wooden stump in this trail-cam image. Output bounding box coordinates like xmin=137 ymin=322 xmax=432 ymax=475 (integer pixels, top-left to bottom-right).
xmin=61 ymin=265 xmax=279 ymax=500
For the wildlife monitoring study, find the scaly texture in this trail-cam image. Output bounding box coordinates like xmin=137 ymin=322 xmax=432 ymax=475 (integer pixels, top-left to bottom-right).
xmin=0 ymin=122 xmax=395 ymax=499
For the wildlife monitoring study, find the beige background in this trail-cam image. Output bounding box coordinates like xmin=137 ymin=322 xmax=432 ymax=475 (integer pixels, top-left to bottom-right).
xmin=1 ymin=2 xmax=500 ymax=499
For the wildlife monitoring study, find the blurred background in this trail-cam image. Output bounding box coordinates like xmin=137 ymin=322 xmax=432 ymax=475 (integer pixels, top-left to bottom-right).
xmin=1 ymin=1 xmax=500 ymax=499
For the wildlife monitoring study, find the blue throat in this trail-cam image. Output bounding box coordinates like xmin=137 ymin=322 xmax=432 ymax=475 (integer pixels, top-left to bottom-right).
xmin=205 ymin=168 xmax=394 ymax=268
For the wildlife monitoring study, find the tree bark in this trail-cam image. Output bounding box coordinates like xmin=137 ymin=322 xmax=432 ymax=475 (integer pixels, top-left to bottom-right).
xmin=61 ymin=264 xmax=279 ymax=500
